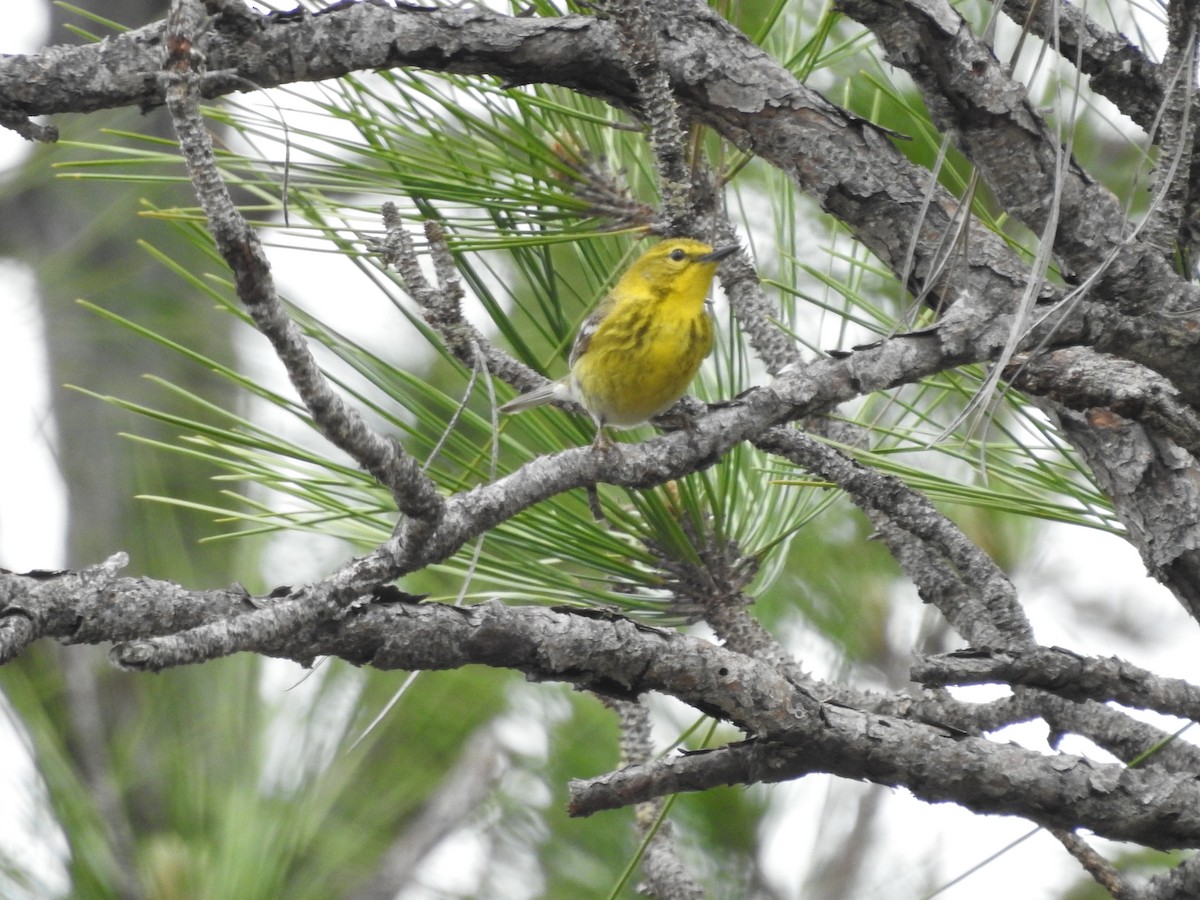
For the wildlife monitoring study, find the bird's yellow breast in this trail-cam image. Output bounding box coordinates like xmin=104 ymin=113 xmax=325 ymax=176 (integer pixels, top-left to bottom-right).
xmin=571 ymin=282 xmax=714 ymax=427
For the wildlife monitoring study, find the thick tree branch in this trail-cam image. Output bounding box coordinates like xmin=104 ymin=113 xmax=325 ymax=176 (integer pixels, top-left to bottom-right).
xmin=826 ymin=0 xmax=1200 ymax=624
xmin=9 ymin=563 xmax=1200 ymax=852
xmin=0 ymin=554 xmax=133 ymax=664
xmin=999 ymin=0 xmax=1162 ymax=130
xmin=837 ymin=0 xmax=1193 ymax=310
xmin=1050 ymin=404 xmax=1200 ymax=622
xmin=566 ymin=711 xmax=1200 ymax=850
xmin=1009 ymin=349 xmax=1200 ymax=462
xmin=1008 ymin=320 xmax=1200 ymax=621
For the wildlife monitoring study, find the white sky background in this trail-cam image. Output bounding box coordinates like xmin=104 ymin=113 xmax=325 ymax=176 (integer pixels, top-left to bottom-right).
xmin=0 ymin=10 xmax=71 ymax=900
xmin=0 ymin=2 xmax=57 ymax=572
xmin=1 ymin=2 xmax=1199 ymax=899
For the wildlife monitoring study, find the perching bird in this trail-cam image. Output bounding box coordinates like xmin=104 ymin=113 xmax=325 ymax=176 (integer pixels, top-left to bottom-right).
xmin=500 ymin=238 xmax=738 ymax=448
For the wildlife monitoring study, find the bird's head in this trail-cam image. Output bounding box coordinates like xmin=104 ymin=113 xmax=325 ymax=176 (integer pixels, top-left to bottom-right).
xmin=620 ymin=239 xmax=739 ymax=304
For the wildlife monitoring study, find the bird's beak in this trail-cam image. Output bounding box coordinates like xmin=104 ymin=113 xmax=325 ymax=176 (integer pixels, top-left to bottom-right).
xmin=699 ymin=245 xmax=739 ymax=263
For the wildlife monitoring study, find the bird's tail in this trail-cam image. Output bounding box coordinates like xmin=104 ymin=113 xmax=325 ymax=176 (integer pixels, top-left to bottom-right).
xmin=499 ymin=380 xmax=568 ymax=415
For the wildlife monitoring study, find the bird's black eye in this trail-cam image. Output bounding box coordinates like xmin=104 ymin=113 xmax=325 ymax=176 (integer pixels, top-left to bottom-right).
xmin=669 ymin=248 xmax=687 ymax=261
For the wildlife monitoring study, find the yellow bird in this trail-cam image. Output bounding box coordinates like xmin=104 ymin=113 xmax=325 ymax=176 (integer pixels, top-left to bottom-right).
xmin=500 ymin=238 xmax=738 ymax=448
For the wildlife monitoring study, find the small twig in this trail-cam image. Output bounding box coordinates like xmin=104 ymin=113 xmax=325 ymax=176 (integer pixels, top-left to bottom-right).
xmin=377 ymin=205 xmax=541 ymax=394
xmin=599 ymin=0 xmax=694 ymax=232
xmin=1049 ymin=828 xmax=1139 ymax=900
xmin=601 ymin=698 xmax=705 ymax=900
xmin=0 ymin=107 xmax=58 ymax=143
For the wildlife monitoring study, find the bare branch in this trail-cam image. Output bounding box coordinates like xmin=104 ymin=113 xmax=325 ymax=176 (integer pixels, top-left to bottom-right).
xmin=1 ymin=553 xmax=132 ymax=664
xmin=603 ymin=698 xmax=705 ymax=900
xmin=161 ymin=5 xmax=443 ymax=523
xmin=755 ymin=427 xmax=1034 ymax=648
xmin=600 ymin=0 xmax=694 ymax=231
xmin=999 ymin=0 xmax=1161 ymax=129
xmin=1049 ymin=827 xmax=1139 ymax=900
xmin=567 ymin=705 xmax=1200 ymax=850
xmin=377 ymin=207 xmax=539 ymax=392
xmin=17 ymin=562 xmax=1200 ymax=850
xmin=914 ymin=646 xmax=1200 ymax=723
xmin=13 ymin=561 xmax=1200 ymax=853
